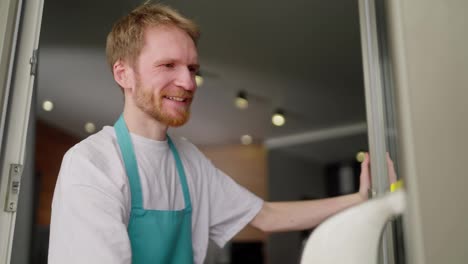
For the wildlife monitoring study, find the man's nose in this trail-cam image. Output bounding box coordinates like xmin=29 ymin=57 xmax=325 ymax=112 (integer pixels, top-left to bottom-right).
xmin=174 ymin=67 xmax=196 ymax=91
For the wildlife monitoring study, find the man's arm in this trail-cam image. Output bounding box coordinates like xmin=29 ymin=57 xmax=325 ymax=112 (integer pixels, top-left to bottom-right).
xmin=250 ymin=153 xmax=371 ymax=233
xmin=250 ymin=193 xmax=365 ymax=232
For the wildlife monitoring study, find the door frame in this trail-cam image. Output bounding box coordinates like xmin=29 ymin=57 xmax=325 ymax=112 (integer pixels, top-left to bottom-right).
xmin=358 ymin=0 xmax=400 ymax=263
xmin=0 ymin=0 xmax=44 ymax=262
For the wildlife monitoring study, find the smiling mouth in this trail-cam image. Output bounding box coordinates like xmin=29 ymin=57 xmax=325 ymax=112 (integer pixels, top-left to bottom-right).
xmin=163 ymin=96 xmax=191 ymax=103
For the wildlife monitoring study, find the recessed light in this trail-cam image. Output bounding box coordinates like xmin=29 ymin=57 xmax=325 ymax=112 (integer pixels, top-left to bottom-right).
xmin=272 ymin=110 xmax=286 ymax=126
xmin=84 ymin=122 xmax=96 ymax=134
xmin=241 ymin=135 xmax=253 ymax=145
xmin=195 ymin=75 xmax=204 ymax=87
xmin=356 ymin=151 xmax=366 ymax=163
xmin=42 ymin=100 xmax=54 ymax=111
xmin=235 ymin=91 xmax=248 ymax=109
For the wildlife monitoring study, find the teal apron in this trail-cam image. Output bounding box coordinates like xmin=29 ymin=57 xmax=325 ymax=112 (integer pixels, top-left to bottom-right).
xmin=114 ymin=115 xmax=194 ymax=263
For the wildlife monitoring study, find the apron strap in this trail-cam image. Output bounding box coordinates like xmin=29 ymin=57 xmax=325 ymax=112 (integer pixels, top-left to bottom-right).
xmin=115 ymin=114 xmax=192 ymax=211
xmin=168 ymin=136 xmax=192 ymax=211
xmin=115 ymin=115 xmax=143 ymax=209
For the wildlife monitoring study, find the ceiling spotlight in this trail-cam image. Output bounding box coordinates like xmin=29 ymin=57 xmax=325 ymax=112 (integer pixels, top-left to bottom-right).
xmin=356 ymin=151 xmax=366 ymax=163
xmin=84 ymin=122 xmax=96 ymax=134
xmin=235 ymin=91 xmax=248 ymax=109
xmin=42 ymin=100 xmax=54 ymax=111
xmin=195 ymin=75 xmax=204 ymax=87
xmin=272 ymin=109 xmax=286 ymax=126
xmin=241 ymin=135 xmax=253 ymax=145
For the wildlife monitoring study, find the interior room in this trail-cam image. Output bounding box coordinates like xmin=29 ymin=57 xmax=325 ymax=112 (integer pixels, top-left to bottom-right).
xmin=3 ymin=0 xmax=468 ymax=264
xmin=10 ymin=0 xmax=379 ymax=263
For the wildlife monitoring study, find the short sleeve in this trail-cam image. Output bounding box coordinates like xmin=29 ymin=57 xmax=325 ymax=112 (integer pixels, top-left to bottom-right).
xmin=48 ymin=148 xmax=132 ymax=264
xmin=205 ymin=162 xmax=264 ymax=247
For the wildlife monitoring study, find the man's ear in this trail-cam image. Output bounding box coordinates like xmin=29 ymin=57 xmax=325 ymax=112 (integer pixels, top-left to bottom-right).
xmin=113 ymin=60 xmax=134 ymax=91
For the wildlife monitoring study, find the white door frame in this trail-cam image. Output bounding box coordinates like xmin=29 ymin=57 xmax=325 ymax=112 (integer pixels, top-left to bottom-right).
xmin=0 ymin=0 xmax=44 ymax=262
xmin=358 ymin=0 xmax=398 ymax=263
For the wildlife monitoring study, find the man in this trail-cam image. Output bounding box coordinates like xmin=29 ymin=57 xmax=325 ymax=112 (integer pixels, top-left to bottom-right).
xmin=48 ymin=3 xmax=371 ymax=264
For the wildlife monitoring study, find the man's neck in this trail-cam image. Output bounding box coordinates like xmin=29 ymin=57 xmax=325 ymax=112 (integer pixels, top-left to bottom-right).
xmin=122 ymin=108 xmax=168 ymax=141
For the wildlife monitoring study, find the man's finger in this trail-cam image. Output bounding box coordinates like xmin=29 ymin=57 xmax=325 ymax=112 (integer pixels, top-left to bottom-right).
xmin=386 ymin=152 xmax=398 ymax=184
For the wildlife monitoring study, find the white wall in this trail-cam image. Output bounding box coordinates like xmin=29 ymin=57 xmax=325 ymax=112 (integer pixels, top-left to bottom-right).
xmin=387 ymin=1 xmax=468 ymax=263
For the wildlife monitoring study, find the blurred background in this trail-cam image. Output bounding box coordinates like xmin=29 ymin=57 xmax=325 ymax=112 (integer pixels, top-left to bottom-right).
xmin=12 ymin=0 xmax=369 ymax=263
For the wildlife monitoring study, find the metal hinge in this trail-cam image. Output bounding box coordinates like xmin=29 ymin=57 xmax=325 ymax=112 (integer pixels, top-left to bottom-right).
xmin=30 ymin=49 xmax=38 ymax=76
xmin=4 ymin=164 xmax=23 ymax=212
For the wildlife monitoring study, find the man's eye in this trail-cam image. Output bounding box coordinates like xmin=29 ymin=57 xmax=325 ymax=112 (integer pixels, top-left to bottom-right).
xmin=188 ymin=66 xmax=197 ymax=73
xmin=164 ymin=63 xmax=175 ymax=68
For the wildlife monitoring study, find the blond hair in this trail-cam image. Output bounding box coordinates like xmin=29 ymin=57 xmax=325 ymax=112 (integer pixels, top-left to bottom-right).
xmin=105 ymin=3 xmax=200 ymax=71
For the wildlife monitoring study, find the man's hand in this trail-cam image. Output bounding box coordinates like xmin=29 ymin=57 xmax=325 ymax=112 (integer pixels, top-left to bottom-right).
xmin=357 ymin=152 xmax=399 ymax=201
xmin=386 ymin=152 xmax=398 ymax=185
xmin=358 ymin=153 xmax=371 ymax=201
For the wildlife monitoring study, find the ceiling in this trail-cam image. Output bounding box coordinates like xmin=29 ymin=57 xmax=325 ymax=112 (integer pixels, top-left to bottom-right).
xmin=36 ymin=0 xmax=369 ymax=164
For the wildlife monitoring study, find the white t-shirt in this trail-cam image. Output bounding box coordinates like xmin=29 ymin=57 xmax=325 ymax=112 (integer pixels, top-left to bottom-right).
xmin=48 ymin=126 xmax=263 ymax=264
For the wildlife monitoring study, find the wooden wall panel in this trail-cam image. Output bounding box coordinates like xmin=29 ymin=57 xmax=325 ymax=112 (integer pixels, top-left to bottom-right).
xmin=35 ymin=120 xmax=80 ymax=226
xmin=200 ymin=144 xmax=268 ymax=242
